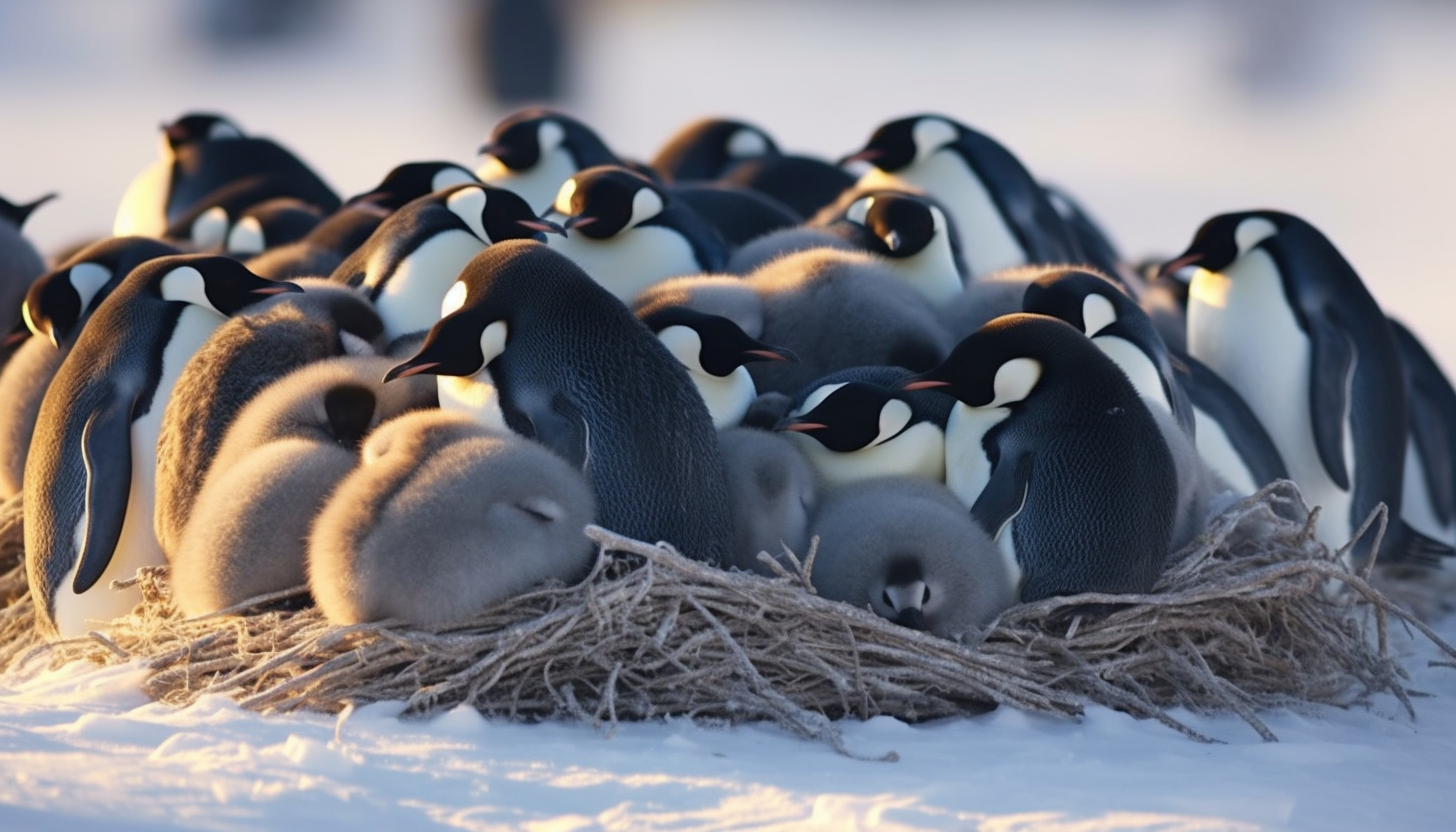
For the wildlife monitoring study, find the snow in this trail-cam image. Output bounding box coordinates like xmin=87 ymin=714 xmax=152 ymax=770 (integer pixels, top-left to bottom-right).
xmin=2 ymin=613 xmax=1453 ymax=831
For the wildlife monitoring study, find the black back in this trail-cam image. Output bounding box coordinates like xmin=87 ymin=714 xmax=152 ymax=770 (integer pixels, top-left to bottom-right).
xmin=651 ymin=118 xmax=779 ymax=182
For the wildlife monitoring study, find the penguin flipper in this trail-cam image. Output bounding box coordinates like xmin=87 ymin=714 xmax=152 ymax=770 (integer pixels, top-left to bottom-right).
xmin=969 ymin=451 xmax=1034 ymax=542
xmin=1407 ymin=385 xmax=1456 ymax=527
xmin=74 ymin=396 xmax=135 ymax=594
xmin=1308 ymin=317 xmax=1355 ymax=491
xmin=522 ymin=392 xmax=590 ymax=471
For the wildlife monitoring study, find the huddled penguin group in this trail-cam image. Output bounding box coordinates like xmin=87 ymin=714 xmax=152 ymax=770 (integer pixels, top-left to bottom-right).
xmin=4 ymin=107 xmax=1451 ymax=645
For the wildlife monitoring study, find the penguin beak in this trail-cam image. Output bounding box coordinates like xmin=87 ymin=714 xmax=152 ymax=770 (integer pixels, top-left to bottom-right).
xmin=892 ymin=607 xmax=927 ymax=631
xmin=518 ymin=218 xmax=566 ymax=236
xmin=837 ymin=148 xmax=882 ymax=167
xmin=382 ymin=360 xmax=441 ymax=383
xmin=774 ymin=420 xmax=826 ymax=433
xmin=477 ymin=142 xmax=502 ymax=157
xmin=742 ymin=347 xmax=793 ymax=363
xmin=563 ymin=215 xmax=598 ymax=232
xmin=251 ymin=281 xmax=303 ymax=296
xmin=1156 ymin=252 xmax=1204 ymax=281
xmin=900 ymin=379 xmax=949 ymax=391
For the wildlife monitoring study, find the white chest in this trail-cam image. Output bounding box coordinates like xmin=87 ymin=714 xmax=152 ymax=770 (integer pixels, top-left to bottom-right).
xmin=546 ymin=225 xmax=702 ymax=302
xmin=370 ymin=230 xmax=487 ymax=342
xmin=438 ymin=369 xmax=508 ymax=432
xmin=890 ymin=238 xmax=963 ymax=306
xmin=790 ymin=421 xmax=945 ymax=488
xmin=693 ymin=366 xmax=757 ymax=429
xmin=1093 ymin=334 xmax=1171 ymax=417
xmin=476 ymin=148 xmax=579 ymax=215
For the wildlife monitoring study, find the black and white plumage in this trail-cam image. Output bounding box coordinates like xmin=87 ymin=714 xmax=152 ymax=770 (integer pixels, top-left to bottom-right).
xmin=1389 ymin=318 xmax=1456 ymax=563
xmin=307 ymin=409 xmax=598 ymax=627
xmin=475 ymin=108 xmax=628 ymax=212
xmin=639 ymin=305 xmax=793 ymax=428
xmin=385 ymin=240 xmax=735 ymax=565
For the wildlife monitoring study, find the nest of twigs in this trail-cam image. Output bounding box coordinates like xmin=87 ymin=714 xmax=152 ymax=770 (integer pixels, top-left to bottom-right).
xmin=1 ymin=481 xmax=1453 ymax=757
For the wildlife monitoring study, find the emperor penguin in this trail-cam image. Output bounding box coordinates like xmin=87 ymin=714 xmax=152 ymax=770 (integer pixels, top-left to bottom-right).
xmin=774 ymin=365 xmax=952 ymax=487
xmin=638 ymin=305 xmax=793 ymax=428
xmin=717 ymin=426 xmax=819 ymax=574
xmin=903 ymin=313 xmax=1179 ymax=602
xmin=809 ymin=477 xmax=1016 ymax=639
xmin=165 ymin=196 xmax=323 ymax=256
xmin=113 ymin=112 xmax=339 ymax=238
xmin=384 ymin=240 xmax=736 ymax=566
xmin=329 ymin=183 xmax=562 ymax=343
xmin=814 ymin=189 xmax=968 ymax=305
xmin=1020 ymin=266 xmax=1196 ymax=435
xmin=474 ymin=108 xmax=627 ymax=212
xmin=1 ymin=192 xmax=54 ymax=341
xmin=1168 ymin=210 xmax=1427 ymax=566
xmin=668 ymin=183 xmax=803 ymax=250
xmin=153 ymin=279 xmax=389 ymax=557
xmin=840 ymin=114 xmax=1079 ymax=278
xmin=307 ymin=409 xmax=599 ymax=627
xmin=1388 ymin=318 xmax=1456 ymax=562
xmin=24 ymin=255 xmax=301 ymax=637
xmin=344 ymin=161 xmax=481 ymax=211
xmin=543 ymin=166 xmax=729 ymax=300
xmin=169 ymin=356 xmax=435 ymax=616
xmin=0 ymin=237 xmax=182 ymax=499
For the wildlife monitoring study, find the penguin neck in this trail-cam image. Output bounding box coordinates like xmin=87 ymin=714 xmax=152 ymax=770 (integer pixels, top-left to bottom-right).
xmin=692 ymin=365 xmax=757 ymax=429
xmin=888 ymin=236 xmax=964 ymax=306
xmin=437 ymin=366 xmax=509 ymax=432
xmin=859 ymin=151 xmax=1025 ymax=279
xmin=369 ymin=229 xmax=487 ymax=342
xmin=791 ymin=421 xmax=945 ymax=488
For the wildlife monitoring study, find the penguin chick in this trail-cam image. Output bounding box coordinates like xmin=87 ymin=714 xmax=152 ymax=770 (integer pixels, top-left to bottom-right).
xmin=718 ymin=426 xmax=818 ymax=574
xmin=639 ymin=305 xmax=793 ymax=428
xmin=169 ymin=356 xmax=434 ymax=616
xmin=153 ymin=279 xmax=389 ymax=557
xmin=307 ymin=410 xmax=598 ymax=627
xmin=544 ymin=165 xmax=729 ymax=300
xmin=775 ymin=366 xmax=952 ymax=487
xmin=810 ymin=477 xmax=1015 ymax=639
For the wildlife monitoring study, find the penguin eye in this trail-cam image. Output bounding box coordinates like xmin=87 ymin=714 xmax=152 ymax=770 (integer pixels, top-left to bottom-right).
xmin=881 ymin=589 xmax=893 ymax=608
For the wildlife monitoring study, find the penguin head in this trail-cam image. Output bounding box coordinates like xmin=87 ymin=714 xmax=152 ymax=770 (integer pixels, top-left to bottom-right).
xmin=225 ymin=199 xmax=324 ymax=255
xmin=442 ymin=184 xmax=565 ymax=244
xmin=840 ymin=114 xmax=965 ymax=173
xmin=776 ymin=380 xmax=918 ymax=453
xmin=872 ymin=557 xmax=935 ymax=631
xmin=478 ymin=108 xmax=617 ymax=173
xmin=161 ymin=112 xmax=244 ymax=153
xmin=0 ymin=192 xmax=57 ymax=230
xmin=147 ymin=254 xmax=302 ymax=316
xmin=22 ymin=236 xmax=183 ymax=346
xmin=550 ymin=166 xmax=668 ymax=240
xmin=903 ymin=313 xmax=1106 ymax=409
xmin=1159 ymin=210 xmax=1291 ymax=278
xmin=641 ymin=305 xmax=792 ymax=378
xmin=345 ymin=161 xmax=480 ymax=211
xmin=1020 ymin=267 xmax=1134 ymax=338
xmin=839 ymin=191 xmax=946 ymax=259
xmin=652 ymin=118 xmax=780 ymax=181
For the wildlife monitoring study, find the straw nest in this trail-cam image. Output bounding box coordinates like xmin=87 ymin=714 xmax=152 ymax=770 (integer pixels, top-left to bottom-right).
xmin=1 ymin=481 xmax=1453 ymax=758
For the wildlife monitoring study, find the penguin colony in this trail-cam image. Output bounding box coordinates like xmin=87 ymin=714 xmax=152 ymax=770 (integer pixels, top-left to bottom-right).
xmin=2 ymin=109 xmax=1451 ymax=644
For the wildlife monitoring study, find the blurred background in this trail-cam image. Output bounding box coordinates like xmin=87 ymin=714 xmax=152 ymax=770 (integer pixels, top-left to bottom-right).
xmin=1 ymin=0 xmax=1453 ymax=361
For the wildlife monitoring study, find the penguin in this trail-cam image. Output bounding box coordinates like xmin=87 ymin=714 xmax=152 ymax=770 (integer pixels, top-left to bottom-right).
xmin=385 ymin=240 xmax=735 ymax=565
xmin=1168 ymin=210 xmax=1428 ymax=566
xmin=24 ymin=255 xmax=301 ymax=637
xmin=717 ymin=426 xmax=818 ymax=574
xmin=903 ymin=313 xmax=1179 ymax=602
xmin=638 ymin=305 xmax=794 ymax=428
xmin=165 ymin=196 xmax=323 ymax=255
xmin=1388 ymin=318 xmax=1456 ymax=560
xmin=718 ymin=151 xmax=859 ymax=219
xmin=474 ymin=108 xmax=627 ymax=212
xmin=344 ymin=161 xmax=481 ymax=211
xmin=774 ymin=365 xmax=952 ymax=487
xmin=1019 ymin=266 xmax=1196 ymax=435
xmin=153 ymin=279 xmax=390 ymax=557
xmin=809 ymin=477 xmax=1015 ymax=639
xmin=542 ymin=166 xmax=729 ymax=300
xmin=668 ymin=183 xmax=803 ymax=249
xmin=1169 ymin=348 xmax=1288 ymax=499
xmin=1 ymin=192 xmax=55 ymax=346
xmin=169 ymin=356 xmax=435 ymax=616
xmin=813 ymin=189 xmax=968 ymax=305
xmin=650 ymin=117 xmax=781 ymax=183
xmin=637 ymin=248 xmax=950 ymax=395
xmin=112 ymin=112 xmax=339 ymax=238
xmin=329 ymin=183 xmax=563 ymax=342
xmin=307 ymin=409 xmax=599 ymax=627
xmin=840 ymin=114 xmax=1080 ymax=278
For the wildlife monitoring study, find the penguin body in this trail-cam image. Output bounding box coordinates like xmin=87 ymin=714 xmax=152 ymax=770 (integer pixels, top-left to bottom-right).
xmin=153 ymin=279 xmax=389 ymax=557
xmin=330 ymin=183 xmax=560 ymax=342
xmin=809 ymin=477 xmax=1015 ymax=638
xmin=842 ymin=115 xmax=1078 ymax=278
xmin=475 ymin=108 xmax=625 ymax=212
xmin=719 ymin=153 xmax=858 ymax=219
xmin=386 ymin=240 xmax=735 ymax=565
xmin=170 ymin=356 xmax=434 ymax=616
xmin=24 ymin=255 xmax=300 ymax=637
xmin=1174 ymin=211 xmax=1422 ymax=565
xmin=543 ymin=166 xmax=728 ymax=300
xmin=0 ymin=237 xmax=182 ymax=499
xmin=307 ymin=409 xmax=598 ymax=627
xmin=775 ymin=365 xmax=952 ymax=487
xmin=345 ymin=161 xmax=481 ymax=211
xmin=651 ymin=117 xmax=779 ymax=183
xmin=725 ymin=227 xmax=860 ymax=275
xmin=717 ymin=426 xmax=818 ymax=574
xmin=166 ymin=195 xmax=323 ymax=255
xmin=905 ymin=313 xmax=1179 ymax=602
xmin=934 ymin=263 xmax=1052 ymax=343
xmin=639 ymin=305 xmax=793 ymax=428
xmin=1389 ymin=318 xmax=1456 ymax=557
xmin=669 ymin=183 xmax=802 ymax=249
xmin=113 ymin=113 xmax=339 ymax=238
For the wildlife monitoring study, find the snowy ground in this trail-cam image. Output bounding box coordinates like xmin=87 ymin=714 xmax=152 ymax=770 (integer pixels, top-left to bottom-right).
xmin=1 ymin=613 xmax=1453 ymax=832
